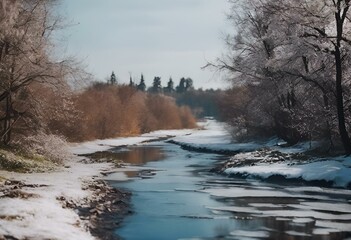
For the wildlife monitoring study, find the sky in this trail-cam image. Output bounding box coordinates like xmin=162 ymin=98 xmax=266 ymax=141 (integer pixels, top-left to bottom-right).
xmin=57 ymin=0 xmax=232 ymax=89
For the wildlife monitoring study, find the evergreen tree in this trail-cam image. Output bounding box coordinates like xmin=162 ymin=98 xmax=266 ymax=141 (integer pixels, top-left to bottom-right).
xmin=137 ymin=74 xmax=146 ymax=91
xmin=149 ymin=76 xmax=162 ymax=93
xmin=164 ymin=77 xmax=175 ymax=94
xmin=110 ymin=71 xmax=117 ymax=85
xmin=129 ymin=76 xmax=134 ymax=88
xmin=176 ymin=77 xmax=186 ymax=93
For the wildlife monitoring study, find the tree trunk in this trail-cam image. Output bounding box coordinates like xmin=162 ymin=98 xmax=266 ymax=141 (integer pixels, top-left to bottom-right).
xmin=2 ymin=94 xmax=12 ymax=145
xmin=334 ymin=3 xmax=351 ymax=154
xmin=334 ymin=47 xmax=351 ymax=154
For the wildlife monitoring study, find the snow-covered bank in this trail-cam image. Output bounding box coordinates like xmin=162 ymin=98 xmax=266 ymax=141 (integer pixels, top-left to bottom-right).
xmin=1 ymin=118 xmax=350 ymax=239
xmin=224 ymin=155 xmax=351 ymax=188
xmin=0 ymin=159 xmax=112 ymax=239
xmin=70 ymin=129 xmax=196 ymax=155
xmin=170 ymin=120 xmax=351 ymax=189
xmin=0 ymin=128 xmax=198 ymax=240
xmin=169 ymin=120 xmax=266 ymax=154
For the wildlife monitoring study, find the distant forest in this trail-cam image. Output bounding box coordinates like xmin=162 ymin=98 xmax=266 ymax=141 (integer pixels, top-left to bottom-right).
xmin=110 ymin=72 xmax=222 ymax=119
xmin=0 ymin=0 xmax=197 ymax=162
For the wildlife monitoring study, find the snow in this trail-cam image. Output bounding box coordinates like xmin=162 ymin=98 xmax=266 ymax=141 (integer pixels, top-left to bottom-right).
xmin=230 ymin=230 xmax=270 ymax=238
xmin=224 ymin=157 xmax=351 ymax=187
xmin=201 ymin=187 xmax=329 ymax=200
xmin=292 ymin=218 xmax=315 ymax=223
xmin=0 ymin=158 xmax=112 ymax=240
xmin=1 ymin=119 xmax=351 ymax=239
xmin=69 ymin=136 xmax=153 ymax=155
xmin=313 ymin=228 xmax=340 ymax=235
xmin=169 ymin=119 xmax=351 ymax=189
xmin=286 ymin=231 xmax=311 ymax=237
xmin=208 ymin=205 xmax=351 ymax=220
xmin=171 ymin=120 xmax=263 ymax=152
xmin=70 ymin=129 xmax=196 ymax=155
xmin=0 ymin=126 xmax=197 ymax=239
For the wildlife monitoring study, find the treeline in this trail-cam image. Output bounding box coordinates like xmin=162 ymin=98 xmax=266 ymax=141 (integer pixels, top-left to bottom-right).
xmin=213 ymin=0 xmax=351 ymax=154
xmin=0 ymin=0 xmax=196 ymax=159
xmin=117 ymin=73 xmax=222 ymax=118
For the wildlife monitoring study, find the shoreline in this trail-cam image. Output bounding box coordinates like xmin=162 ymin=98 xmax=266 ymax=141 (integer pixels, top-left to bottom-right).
xmin=0 ymin=156 xmax=130 ymax=240
xmin=1 ymin=120 xmax=351 ymax=239
xmin=74 ymin=179 xmax=131 ymax=240
xmin=0 ymin=128 xmax=197 ymax=240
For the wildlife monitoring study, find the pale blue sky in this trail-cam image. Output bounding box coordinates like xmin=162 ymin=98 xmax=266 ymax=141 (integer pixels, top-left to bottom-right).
xmin=58 ymin=0 xmax=232 ymax=89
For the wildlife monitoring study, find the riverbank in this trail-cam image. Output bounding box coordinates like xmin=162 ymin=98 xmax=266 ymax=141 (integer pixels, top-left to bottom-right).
xmin=111 ymin=122 xmax=351 ymax=240
xmin=1 ymin=119 xmax=350 ymax=239
xmin=0 ymin=158 xmax=111 ymax=239
xmin=167 ymin=120 xmax=351 ymax=189
xmin=0 ymin=128 xmax=197 ymax=240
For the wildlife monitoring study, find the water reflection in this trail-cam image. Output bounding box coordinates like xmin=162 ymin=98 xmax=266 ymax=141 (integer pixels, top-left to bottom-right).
xmin=113 ymin=143 xmax=351 ymax=240
xmin=112 ymin=146 xmax=165 ymax=165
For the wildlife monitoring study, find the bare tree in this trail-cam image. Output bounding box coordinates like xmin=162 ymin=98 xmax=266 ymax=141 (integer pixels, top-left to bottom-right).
xmin=0 ymin=0 xmax=73 ymax=144
xmin=211 ymin=0 xmax=351 ymax=153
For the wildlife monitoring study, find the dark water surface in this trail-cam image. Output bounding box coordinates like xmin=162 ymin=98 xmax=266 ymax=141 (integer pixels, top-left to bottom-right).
xmin=109 ymin=142 xmax=351 ymax=240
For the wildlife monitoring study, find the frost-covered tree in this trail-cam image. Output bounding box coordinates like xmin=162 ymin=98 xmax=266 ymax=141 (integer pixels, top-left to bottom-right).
xmin=213 ymin=0 xmax=351 ymax=152
xmin=0 ymin=0 xmax=75 ymax=145
xmin=262 ymin=0 xmax=351 ymax=152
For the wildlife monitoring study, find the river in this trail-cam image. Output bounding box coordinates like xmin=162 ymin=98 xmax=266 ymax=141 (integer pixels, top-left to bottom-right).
xmin=104 ymin=126 xmax=351 ymax=240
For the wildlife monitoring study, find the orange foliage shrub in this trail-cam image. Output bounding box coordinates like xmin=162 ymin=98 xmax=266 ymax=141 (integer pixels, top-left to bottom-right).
xmin=65 ymin=84 xmax=197 ymax=141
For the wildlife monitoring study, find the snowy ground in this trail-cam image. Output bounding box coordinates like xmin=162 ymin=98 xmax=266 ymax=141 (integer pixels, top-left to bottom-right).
xmin=224 ymin=155 xmax=351 ymax=188
xmin=70 ymin=129 xmax=196 ymax=155
xmin=0 ymin=119 xmax=350 ymax=239
xmin=0 ymin=158 xmax=111 ymax=240
xmin=0 ymin=128 xmax=196 ymax=240
xmin=172 ymin=119 xmax=351 ymax=188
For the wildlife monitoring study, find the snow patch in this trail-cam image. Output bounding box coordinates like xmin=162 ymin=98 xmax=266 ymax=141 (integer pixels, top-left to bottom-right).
xmin=0 ymin=158 xmax=112 ymax=239
xmin=230 ymin=230 xmax=270 ymax=238
xmin=225 ymin=157 xmax=351 ymax=188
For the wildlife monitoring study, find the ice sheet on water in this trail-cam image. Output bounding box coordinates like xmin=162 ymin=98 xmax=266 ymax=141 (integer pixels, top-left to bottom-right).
xmin=208 ymin=206 xmax=260 ymax=215
xmin=208 ymin=205 xmax=351 ymax=220
xmin=276 ymin=217 xmax=291 ymax=221
xmin=249 ymin=203 xmax=284 ymax=208
xmin=286 ymin=231 xmax=311 ymax=237
xmin=292 ymin=218 xmax=315 ymax=223
xmin=200 ymin=187 xmax=329 ymax=200
xmin=289 ymin=202 xmax=351 ymax=214
xmin=315 ymin=220 xmax=351 ymax=232
xmin=313 ymin=228 xmax=340 ymax=235
xmin=230 ymin=230 xmax=270 ymax=238
xmin=262 ymin=210 xmax=351 ymax=220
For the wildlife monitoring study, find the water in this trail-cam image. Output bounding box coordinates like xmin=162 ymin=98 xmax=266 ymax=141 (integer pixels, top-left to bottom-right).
xmin=108 ymin=142 xmax=351 ymax=240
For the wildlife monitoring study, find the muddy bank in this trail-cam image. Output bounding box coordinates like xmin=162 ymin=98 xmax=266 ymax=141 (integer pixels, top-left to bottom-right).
xmin=74 ymin=180 xmax=132 ymax=240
